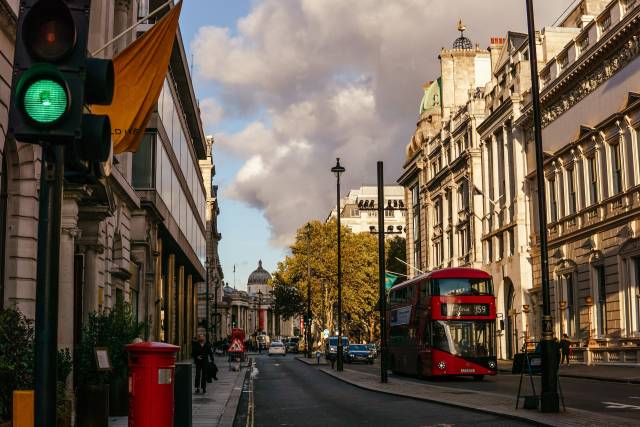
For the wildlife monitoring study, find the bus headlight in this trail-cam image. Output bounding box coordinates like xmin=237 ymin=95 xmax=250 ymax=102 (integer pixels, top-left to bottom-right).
xmin=488 ymin=360 xmax=496 ymax=369
xmin=437 ymin=361 xmax=446 ymax=370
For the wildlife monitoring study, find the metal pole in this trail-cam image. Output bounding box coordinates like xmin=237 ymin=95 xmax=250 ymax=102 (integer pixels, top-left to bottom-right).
xmin=306 ymin=223 xmax=312 ymax=358
xmin=336 ymin=171 xmax=344 ymax=372
xmin=376 ymin=162 xmax=388 ymax=383
xmin=205 ymin=260 xmax=210 ymax=341
xmin=525 ymin=0 xmax=559 ymax=412
xmin=34 ymin=144 xmax=64 ymax=427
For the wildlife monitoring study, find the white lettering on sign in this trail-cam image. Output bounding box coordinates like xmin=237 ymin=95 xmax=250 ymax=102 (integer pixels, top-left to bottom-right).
xmin=390 ymin=306 xmax=412 ymax=326
xmin=602 ymin=401 xmax=640 ymax=410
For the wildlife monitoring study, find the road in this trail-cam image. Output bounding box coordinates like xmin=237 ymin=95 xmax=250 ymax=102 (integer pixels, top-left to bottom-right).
xmin=251 ymin=353 xmax=533 ymax=426
xmin=346 ymin=358 xmax=640 ymax=421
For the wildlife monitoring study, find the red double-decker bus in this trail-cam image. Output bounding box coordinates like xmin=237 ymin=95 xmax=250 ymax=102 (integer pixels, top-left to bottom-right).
xmin=387 ymin=267 xmax=497 ymax=380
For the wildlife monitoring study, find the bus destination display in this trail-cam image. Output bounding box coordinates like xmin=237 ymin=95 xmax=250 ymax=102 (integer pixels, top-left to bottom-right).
xmin=440 ymin=303 xmax=489 ymax=317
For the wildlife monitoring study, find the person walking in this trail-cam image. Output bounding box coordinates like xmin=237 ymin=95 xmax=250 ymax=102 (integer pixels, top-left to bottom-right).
xmin=192 ymin=333 xmax=213 ymax=394
xmin=560 ymin=333 xmax=571 ymax=365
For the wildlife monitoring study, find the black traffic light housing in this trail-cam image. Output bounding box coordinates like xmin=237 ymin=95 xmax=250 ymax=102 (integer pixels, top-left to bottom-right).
xmin=8 ymin=0 xmax=114 ymax=173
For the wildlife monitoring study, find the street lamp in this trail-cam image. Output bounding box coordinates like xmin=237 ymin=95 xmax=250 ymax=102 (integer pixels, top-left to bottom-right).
xmin=306 ymin=222 xmax=313 ymax=358
xmin=213 ymin=274 xmax=219 ymax=342
xmin=376 ymin=161 xmax=388 ymax=383
xmin=525 ymin=0 xmax=559 ymax=412
xmin=331 ymin=158 xmax=346 ymax=372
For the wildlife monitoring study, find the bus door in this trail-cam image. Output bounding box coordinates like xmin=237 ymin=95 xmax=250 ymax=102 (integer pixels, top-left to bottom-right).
xmin=417 ymin=282 xmax=432 ymax=376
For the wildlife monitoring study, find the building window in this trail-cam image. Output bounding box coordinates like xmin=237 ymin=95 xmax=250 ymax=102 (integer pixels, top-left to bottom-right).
xmin=498 ymin=232 xmax=504 ymax=260
xmin=633 ymin=257 xmax=640 ymax=335
xmin=588 ymin=156 xmax=599 ymax=204
xmin=548 ymin=178 xmax=558 ymax=222
xmin=508 ymin=228 xmax=515 ymax=256
xmin=487 ymin=141 xmax=494 ymax=200
xmin=487 ymin=239 xmax=493 ymax=262
xmin=459 ymin=226 xmax=468 ymax=257
xmin=446 ymin=189 xmax=452 ymax=224
xmin=594 ymin=265 xmax=607 ymax=336
xmin=434 ymin=198 xmax=443 ymax=226
xmin=613 ymin=143 xmax=624 ymax=194
xmin=578 ymin=36 xmax=589 ymax=53
xmin=567 ymin=167 xmax=577 ymax=215
xmin=132 ymin=133 xmax=155 ymax=188
xmin=447 ymin=230 xmax=453 ymax=261
xmin=412 ymin=185 xmax=421 ymax=271
xmin=384 ymin=209 xmax=394 ymax=218
xmin=559 ymin=273 xmax=577 ymax=337
xmin=350 ymin=208 xmax=360 ymax=217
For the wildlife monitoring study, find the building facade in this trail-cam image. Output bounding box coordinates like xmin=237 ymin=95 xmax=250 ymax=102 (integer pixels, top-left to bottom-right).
xmin=0 ymin=0 xmax=207 ymax=395
xmin=327 ymin=185 xmax=407 ymax=237
xmin=399 ymin=27 xmax=491 ymax=279
xmin=523 ymin=0 xmax=640 ymax=364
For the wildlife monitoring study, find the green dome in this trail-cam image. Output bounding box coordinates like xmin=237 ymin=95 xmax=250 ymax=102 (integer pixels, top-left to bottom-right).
xmin=419 ymin=77 xmax=441 ymax=115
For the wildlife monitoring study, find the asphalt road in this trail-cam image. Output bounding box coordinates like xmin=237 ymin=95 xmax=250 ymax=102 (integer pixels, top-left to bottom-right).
xmin=346 ymin=358 xmax=640 ymax=421
xmin=252 ymin=353 xmax=533 ymax=427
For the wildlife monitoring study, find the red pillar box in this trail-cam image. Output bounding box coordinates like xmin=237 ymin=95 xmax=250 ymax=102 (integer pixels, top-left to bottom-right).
xmin=126 ymin=342 xmax=180 ymax=427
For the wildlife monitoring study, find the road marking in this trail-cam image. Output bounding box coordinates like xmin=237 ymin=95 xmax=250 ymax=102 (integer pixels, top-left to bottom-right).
xmin=602 ymin=401 xmax=640 ymax=410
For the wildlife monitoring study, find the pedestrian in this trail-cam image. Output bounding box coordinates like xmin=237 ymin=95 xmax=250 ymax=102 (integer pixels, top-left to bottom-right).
xmin=560 ymin=333 xmax=571 ymax=365
xmin=316 ymin=349 xmax=321 ymax=365
xmin=192 ymin=333 xmax=213 ymax=394
xmin=553 ymin=336 xmax=561 ymax=370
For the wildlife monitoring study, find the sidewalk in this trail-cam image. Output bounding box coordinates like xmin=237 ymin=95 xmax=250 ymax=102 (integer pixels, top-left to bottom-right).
xmin=497 ymin=359 xmax=640 ymax=384
xmin=297 ymin=357 xmax=637 ymax=427
xmin=109 ymin=354 xmax=247 ymax=427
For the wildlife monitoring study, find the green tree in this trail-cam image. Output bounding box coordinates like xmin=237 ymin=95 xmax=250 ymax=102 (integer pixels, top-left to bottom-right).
xmin=272 ymin=220 xmax=380 ymax=345
xmin=385 ymin=236 xmax=407 ymax=285
xmin=271 ymin=278 xmax=305 ymax=320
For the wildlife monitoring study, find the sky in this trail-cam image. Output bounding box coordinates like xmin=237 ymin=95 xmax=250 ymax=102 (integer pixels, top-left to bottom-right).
xmin=178 ymin=0 xmax=575 ymax=290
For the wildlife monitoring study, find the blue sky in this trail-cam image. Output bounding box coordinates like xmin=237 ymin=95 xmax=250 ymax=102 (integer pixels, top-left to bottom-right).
xmin=180 ymin=0 xmax=287 ymax=290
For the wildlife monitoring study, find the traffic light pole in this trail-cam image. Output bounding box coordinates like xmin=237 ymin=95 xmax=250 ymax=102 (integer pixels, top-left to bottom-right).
xmin=34 ymin=144 xmax=64 ymax=427
xmin=376 ymin=162 xmax=388 ymax=383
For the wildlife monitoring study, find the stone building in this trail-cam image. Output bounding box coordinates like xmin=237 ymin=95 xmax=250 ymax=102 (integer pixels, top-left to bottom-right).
xmin=0 ymin=0 xmax=206 ymax=384
xmin=216 ymin=261 xmax=296 ymax=340
xmin=197 ymin=135 xmax=224 ymax=341
xmin=399 ymin=25 xmax=491 ymax=278
xmin=522 ymin=0 xmax=640 ymax=364
xmin=326 ymin=185 xmax=407 ymax=237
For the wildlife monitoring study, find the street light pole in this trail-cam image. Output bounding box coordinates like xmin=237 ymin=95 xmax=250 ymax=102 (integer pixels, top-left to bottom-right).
xmin=214 ymin=275 xmax=219 ymax=342
xmin=306 ymin=222 xmax=313 ymax=358
xmin=376 ymin=162 xmax=388 ymax=383
xmin=331 ymin=158 xmax=346 ymax=372
xmin=525 ymin=0 xmax=559 ymax=412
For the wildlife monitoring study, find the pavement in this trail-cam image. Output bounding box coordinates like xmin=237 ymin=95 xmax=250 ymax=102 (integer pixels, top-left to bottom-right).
xmin=108 ymin=354 xmax=247 ymax=427
xmin=497 ymin=359 xmax=640 ymax=383
xmin=253 ymin=353 xmax=530 ymax=426
xmin=297 ymin=357 xmax=640 ymax=427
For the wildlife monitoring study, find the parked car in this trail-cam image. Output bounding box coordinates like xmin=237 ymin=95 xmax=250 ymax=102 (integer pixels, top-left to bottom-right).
xmin=268 ymin=341 xmax=286 ymax=356
xmin=367 ymin=343 xmax=378 ymax=358
xmin=286 ymin=337 xmax=300 ymax=353
xmin=325 ymin=336 xmax=349 ymax=361
xmin=347 ymin=344 xmax=374 ymax=364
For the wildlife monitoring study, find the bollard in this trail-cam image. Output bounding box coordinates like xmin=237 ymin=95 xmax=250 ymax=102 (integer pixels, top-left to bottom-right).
xmin=174 ymin=362 xmax=192 ymax=427
xmin=13 ymin=390 xmax=34 ymax=427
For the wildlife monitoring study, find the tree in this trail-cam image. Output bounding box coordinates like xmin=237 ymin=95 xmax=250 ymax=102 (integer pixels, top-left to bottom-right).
xmin=386 ymin=236 xmax=407 ymax=285
xmin=272 ymin=220 xmax=380 ymax=346
xmin=271 ymin=278 xmax=305 ymax=320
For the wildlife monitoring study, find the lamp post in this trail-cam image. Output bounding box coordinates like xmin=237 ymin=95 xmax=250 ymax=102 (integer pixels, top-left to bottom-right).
xmin=205 ymin=258 xmax=210 ymax=342
xmin=525 ymin=0 xmax=559 ymax=412
xmin=306 ymin=222 xmax=313 ymax=358
xmin=331 ymin=158 xmax=346 ymax=372
xmin=213 ymin=274 xmax=219 ymax=342
xmin=376 ymin=161 xmax=388 ymax=383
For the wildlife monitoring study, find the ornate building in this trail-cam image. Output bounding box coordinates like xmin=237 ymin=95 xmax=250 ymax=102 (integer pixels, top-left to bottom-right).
xmin=217 ymin=261 xmax=296 ymax=340
xmin=399 ymin=23 xmax=491 ymax=279
xmin=523 ymin=0 xmax=640 ymax=364
xmin=326 ymin=186 xmax=407 ymax=237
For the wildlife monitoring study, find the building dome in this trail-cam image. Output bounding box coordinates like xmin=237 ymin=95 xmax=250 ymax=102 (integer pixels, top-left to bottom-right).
xmin=453 ymin=19 xmax=473 ymax=49
xmin=248 ymin=260 xmax=272 ymax=285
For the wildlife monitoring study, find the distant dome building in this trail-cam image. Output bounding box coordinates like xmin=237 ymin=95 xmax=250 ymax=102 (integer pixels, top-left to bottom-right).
xmin=247 ymin=260 xmax=272 ymax=296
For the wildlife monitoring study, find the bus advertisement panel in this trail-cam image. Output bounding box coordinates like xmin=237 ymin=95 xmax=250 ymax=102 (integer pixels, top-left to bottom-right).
xmin=387 ymin=267 xmax=497 ymax=380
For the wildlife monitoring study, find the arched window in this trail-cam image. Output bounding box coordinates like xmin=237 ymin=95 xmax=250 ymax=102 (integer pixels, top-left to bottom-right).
xmin=618 ymin=238 xmax=640 ymax=337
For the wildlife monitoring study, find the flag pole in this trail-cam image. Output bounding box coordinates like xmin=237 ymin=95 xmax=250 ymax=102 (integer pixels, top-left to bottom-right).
xmin=91 ymin=0 xmax=176 ymax=57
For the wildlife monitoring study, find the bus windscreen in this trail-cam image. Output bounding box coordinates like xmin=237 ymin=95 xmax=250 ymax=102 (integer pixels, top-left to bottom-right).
xmin=432 ymin=320 xmax=495 ymax=358
xmin=431 ymin=278 xmax=492 ymax=296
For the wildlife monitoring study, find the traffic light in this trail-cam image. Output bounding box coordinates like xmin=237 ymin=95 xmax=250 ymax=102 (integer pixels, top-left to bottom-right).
xmin=8 ymin=0 xmax=113 ymax=168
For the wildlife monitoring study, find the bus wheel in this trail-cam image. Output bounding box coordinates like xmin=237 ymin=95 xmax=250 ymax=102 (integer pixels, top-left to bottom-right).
xmin=473 ymin=375 xmax=485 ymax=381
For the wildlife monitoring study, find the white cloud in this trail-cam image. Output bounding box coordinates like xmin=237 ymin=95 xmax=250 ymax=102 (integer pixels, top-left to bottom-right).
xmin=199 ymin=97 xmax=224 ymax=126
xmin=192 ymin=0 xmax=572 ymax=246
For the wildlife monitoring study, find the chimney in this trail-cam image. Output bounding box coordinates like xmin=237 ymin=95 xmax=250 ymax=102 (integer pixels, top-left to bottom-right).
xmin=489 ymin=36 xmax=506 ymax=70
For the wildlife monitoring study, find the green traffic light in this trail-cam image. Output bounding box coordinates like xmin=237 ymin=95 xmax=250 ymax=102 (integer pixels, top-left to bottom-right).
xmin=23 ymin=79 xmax=67 ymax=124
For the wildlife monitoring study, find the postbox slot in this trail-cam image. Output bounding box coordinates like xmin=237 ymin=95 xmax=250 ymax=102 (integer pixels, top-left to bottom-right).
xmin=158 ymin=368 xmax=172 ymax=384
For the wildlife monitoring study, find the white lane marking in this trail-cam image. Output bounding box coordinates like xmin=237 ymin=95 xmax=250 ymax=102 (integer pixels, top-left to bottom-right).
xmin=602 ymin=401 xmax=640 ymax=410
